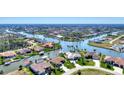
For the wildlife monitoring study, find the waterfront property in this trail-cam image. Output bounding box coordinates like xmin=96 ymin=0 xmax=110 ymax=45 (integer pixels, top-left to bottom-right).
xmin=65 ymin=52 xmax=81 ymax=60
xmin=104 ymin=56 xmax=124 ymax=69
xmin=85 ymin=52 xmax=100 ymax=60
xmin=31 ymin=46 xmax=44 ymax=52
xmin=1 ymin=24 xmax=124 ymax=75
xmin=50 ymin=57 xmax=65 ymax=67
xmin=42 ymin=42 xmax=54 ymax=48
xmin=112 ymin=45 xmax=124 ymax=52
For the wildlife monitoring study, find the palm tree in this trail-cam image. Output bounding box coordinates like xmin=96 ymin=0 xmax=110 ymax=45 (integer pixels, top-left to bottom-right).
xmin=93 ymin=49 xmax=96 ymax=52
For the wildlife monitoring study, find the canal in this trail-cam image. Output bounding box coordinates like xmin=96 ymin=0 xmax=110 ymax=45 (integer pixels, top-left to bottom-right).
xmin=0 ymin=30 xmax=124 ymax=74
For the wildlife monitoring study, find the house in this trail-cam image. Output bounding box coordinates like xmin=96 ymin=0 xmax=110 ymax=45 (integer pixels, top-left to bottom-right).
xmin=17 ymin=48 xmax=31 ymax=54
xmin=50 ymin=57 xmax=65 ymax=67
xmin=30 ymin=61 xmax=51 ymax=75
xmin=104 ymin=56 xmax=124 ymax=68
xmin=112 ymin=45 xmax=124 ymax=52
xmin=31 ymin=46 xmax=44 ymax=52
xmin=119 ymin=40 xmax=124 ymax=44
xmin=0 ymin=51 xmax=17 ymax=58
xmin=85 ymin=52 xmax=100 ymax=60
xmin=26 ymin=40 xmax=35 ymax=46
xmin=65 ymin=52 xmax=81 ymax=60
xmin=42 ymin=42 xmax=54 ymax=48
xmin=24 ymin=60 xmax=32 ymax=67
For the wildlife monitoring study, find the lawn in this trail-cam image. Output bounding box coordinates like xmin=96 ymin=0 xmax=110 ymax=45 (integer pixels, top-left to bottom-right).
xmin=100 ymin=62 xmax=114 ymax=71
xmin=88 ymin=42 xmax=113 ymax=49
xmin=64 ymin=60 xmax=76 ymax=69
xmin=0 ymin=56 xmax=4 ymax=65
xmin=27 ymin=51 xmax=39 ymax=56
xmin=13 ymin=55 xmax=25 ymax=60
xmin=22 ymin=67 xmax=34 ymax=75
xmin=52 ymin=68 xmax=65 ymax=75
xmin=122 ymin=69 xmax=124 ymax=74
xmin=76 ymin=57 xmax=95 ymax=66
xmin=72 ymin=68 xmax=113 ymax=75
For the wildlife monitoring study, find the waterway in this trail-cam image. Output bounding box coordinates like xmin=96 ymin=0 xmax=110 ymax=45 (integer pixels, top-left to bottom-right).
xmin=1 ymin=30 xmax=124 ymax=74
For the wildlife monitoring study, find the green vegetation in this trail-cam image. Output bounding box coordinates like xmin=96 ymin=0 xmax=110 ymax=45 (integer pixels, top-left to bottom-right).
xmin=100 ymin=54 xmax=106 ymax=62
xmin=72 ymin=68 xmax=113 ymax=75
xmin=79 ymin=50 xmax=86 ymax=57
xmin=122 ymin=69 xmax=124 ymax=74
xmin=27 ymin=51 xmax=39 ymax=56
xmin=64 ymin=59 xmax=76 ymax=69
xmin=22 ymin=67 xmax=34 ymax=75
xmin=77 ymin=57 xmax=95 ymax=66
xmin=0 ymin=35 xmax=29 ymax=52
xmin=100 ymin=62 xmax=114 ymax=71
xmin=54 ymin=43 xmax=61 ymax=49
xmin=44 ymin=43 xmax=61 ymax=52
xmin=59 ymin=53 xmax=65 ymax=58
xmin=88 ymin=42 xmax=112 ymax=49
xmin=52 ymin=68 xmax=65 ymax=75
xmin=13 ymin=55 xmax=25 ymax=60
xmin=0 ymin=56 xmax=4 ymax=65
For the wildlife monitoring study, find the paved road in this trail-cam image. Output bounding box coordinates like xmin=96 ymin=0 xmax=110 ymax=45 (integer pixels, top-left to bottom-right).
xmin=63 ymin=60 xmax=122 ymax=75
xmin=110 ymin=35 xmax=124 ymax=44
xmin=63 ymin=66 xmax=122 ymax=75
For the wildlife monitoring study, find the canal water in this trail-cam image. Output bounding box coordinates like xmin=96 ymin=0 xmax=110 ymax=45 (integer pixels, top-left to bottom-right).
xmin=19 ymin=31 xmax=124 ymax=58
xmin=0 ymin=30 xmax=124 ymax=74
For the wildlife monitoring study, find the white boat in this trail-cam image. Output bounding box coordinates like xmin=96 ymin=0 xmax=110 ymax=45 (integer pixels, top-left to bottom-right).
xmin=4 ymin=62 xmax=11 ymax=66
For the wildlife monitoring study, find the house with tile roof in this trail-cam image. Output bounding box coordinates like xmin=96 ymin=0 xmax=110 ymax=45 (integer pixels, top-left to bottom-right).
xmin=50 ymin=57 xmax=65 ymax=67
xmin=0 ymin=51 xmax=17 ymax=58
xmin=104 ymin=56 xmax=124 ymax=68
xmin=30 ymin=61 xmax=51 ymax=75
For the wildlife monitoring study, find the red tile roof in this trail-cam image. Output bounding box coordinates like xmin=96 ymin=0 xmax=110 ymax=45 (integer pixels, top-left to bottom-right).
xmin=105 ymin=56 xmax=124 ymax=66
xmin=50 ymin=57 xmax=65 ymax=64
xmin=0 ymin=51 xmax=17 ymax=57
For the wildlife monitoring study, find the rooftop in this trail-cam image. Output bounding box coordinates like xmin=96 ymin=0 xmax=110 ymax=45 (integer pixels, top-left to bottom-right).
xmin=50 ymin=57 xmax=65 ymax=64
xmin=0 ymin=51 xmax=17 ymax=57
xmin=105 ymin=56 xmax=124 ymax=66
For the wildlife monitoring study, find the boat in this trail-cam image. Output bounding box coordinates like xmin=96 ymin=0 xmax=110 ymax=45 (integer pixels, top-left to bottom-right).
xmin=4 ymin=62 xmax=11 ymax=66
xmin=39 ymin=51 xmax=44 ymax=56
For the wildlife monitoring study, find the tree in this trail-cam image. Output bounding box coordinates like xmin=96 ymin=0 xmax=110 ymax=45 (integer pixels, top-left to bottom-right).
xmin=0 ymin=56 xmax=4 ymax=65
xmin=93 ymin=49 xmax=96 ymax=52
xmin=18 ymin=65 xmax=23 ymax=71
xmin=77 ymin=70 xmax=81 ymax=75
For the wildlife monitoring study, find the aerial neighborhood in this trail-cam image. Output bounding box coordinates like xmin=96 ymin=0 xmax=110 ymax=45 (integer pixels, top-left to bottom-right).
xmin=0 ymin=24 xmax=124 ymax=75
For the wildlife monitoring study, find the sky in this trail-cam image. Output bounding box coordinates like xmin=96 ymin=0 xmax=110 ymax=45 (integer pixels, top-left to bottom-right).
xmin=0 ymin=17 xmax=124 ymax=24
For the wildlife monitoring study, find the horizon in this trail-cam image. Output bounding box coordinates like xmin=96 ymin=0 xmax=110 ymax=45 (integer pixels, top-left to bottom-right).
xmin=0 ymin=17 xmax=124 ymax=24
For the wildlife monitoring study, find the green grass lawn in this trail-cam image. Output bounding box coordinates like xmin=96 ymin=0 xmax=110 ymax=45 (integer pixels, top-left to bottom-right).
xmin=64 ymin=60 xmax=76 ymax=69
xmin=13 ymin=55 xmax=25 ymax=60
xmin=72 ymin=68 xmax=113 ymax=75
xmin=77 ymin=57 xmax=95 ymax=66
xmin=27 ymin=51 xmax=39 ymax=56
xmin=52 ymin=68 xmax=65 ymax=75
xmin=122 ymin=69 xmax=124 ymax=74
xmin=100 ymin=62 xmax=114 ymax=71
xmin=88 ymin=42 xmax=112 ymax=49
xmin=22 ymin=67 xmax=34 ymax=75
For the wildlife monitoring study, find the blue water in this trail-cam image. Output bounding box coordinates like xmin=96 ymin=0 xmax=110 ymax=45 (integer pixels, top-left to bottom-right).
xmin=1 ymin=30 xmax=124 ymax=74
xmin=18 ymin=31 xmax=124 ymax=58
